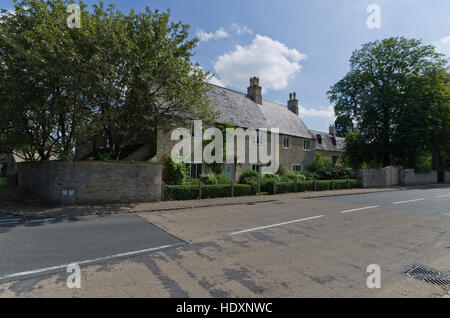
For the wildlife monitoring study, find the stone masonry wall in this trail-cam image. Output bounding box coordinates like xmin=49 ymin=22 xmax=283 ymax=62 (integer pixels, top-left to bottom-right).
xmin=17 ymin=161 xmax=162 ymax=205
xmin=152 ymin=128 xmax=316 ymax=182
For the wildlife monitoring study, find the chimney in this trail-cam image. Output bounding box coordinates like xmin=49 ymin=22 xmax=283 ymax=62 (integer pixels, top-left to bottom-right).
xmin=287 ymin=92 xmax=299 ymax=115
xmin=247 ymin=76 xmax=262 ymax=105
xmin=329 ymin=125 xmax=336 ymax=136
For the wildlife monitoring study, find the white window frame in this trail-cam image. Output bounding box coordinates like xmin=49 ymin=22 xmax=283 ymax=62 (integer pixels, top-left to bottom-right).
xmin=252 ymin=164 xmax=262 ymax=174
xmin=293 ymin=164 xmax=303 ymax=172
xmin=283 ymin=136 xmax=291 ymax=149
xmin=303 ymin=140 xmax=311 ymax=151
xmin=252 ymin=130 xmax=264 ymax=145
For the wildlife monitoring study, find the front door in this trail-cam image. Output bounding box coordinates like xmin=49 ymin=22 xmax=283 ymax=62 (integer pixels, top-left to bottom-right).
xmin=224 ymin=164 xmax=235 ymax=182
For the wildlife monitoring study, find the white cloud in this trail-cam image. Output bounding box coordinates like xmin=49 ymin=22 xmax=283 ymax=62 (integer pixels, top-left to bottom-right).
xmin=434 ymin=36 xmax=450 ymax=58
xmin=196 ymin=27 xmax=229 ymax=42
xmin=299 ymin=105 xmax=335 ymax=120
xmin=213 ymin=35 xmax=307 ymax=91
xmin=230 ymin=23 xmax=253 ymax=36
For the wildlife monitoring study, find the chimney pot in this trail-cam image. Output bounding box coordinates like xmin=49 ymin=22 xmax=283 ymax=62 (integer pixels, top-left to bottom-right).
xmin=247 ymin=76 xmax=262 ymax=105
xmin=329 ymin=125 xmax=336 ymax=136
xmin=287 ymin=92 xmax=299 ymax=115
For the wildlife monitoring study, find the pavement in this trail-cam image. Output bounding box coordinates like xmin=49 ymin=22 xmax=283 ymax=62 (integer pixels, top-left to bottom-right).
xmin=0 ymin=186 xmax=401 ymax=220
xmin=0 ymin=185 xmax=449 ymax=298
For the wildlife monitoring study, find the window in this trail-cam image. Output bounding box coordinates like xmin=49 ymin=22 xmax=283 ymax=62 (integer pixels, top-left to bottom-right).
xmin=293 ymin=165 xmax=303 ymax=172
xmin=283 ymin=136 xmax=291 ymax=149
xmin=252 ymin=164 xmax=262 ymax=174
xmin=252 ymin=131 xmax=263 ymax=145
xmin=316 ymin=134 xmax=322 ymax=144
xmin=331 ymin=137 xmax=337 ymax=146
xmin=190 ymin=164 xmax=203 ymax=179
xmin=304 ymin=140 xmax=311 ymax=151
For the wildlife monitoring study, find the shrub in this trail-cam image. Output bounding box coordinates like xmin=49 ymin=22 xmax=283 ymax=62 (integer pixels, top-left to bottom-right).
xmin=284 ymin=171 xmax=307 ymax=182
xmin=262 ymin=174 xmax=281 ymax=183
xmin=276 ymin=163 xmax=287 ymax=176
xmin=414 ymin=154 xmax=432 ymax=174
xmin=185 ymin=178 xmax=201 ymax=185
xmin=164 ymin=184 xmax=256 ymax=200
xmin=200 ymin=173 xmax=219 ymax=185
xmin=276 ymin=182 xmax=294 ymax=194
xmin=234 ymin=184 xmax=257 ymax=197
xmin=216 ymin=175 xmax=232 ymax=185
xmin=201 ymin=185 xmax=231 ymax=198
xmin=164 ymin=156 xmax=189 ymax=185
xmin=164 ymin=185 xmax=199 ymax=201
xmin=317 ymin=180 xmax=332 ymax=191
xmin=240 ymin=169 xmax=262 ymax=184
xmin=302 ymin=171 xmax=319 ymax=180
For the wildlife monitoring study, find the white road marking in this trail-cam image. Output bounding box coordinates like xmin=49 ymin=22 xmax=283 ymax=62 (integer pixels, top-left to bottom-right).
xmin=230 ymin=215 xmax=324 ymax=236
xmin=340 ymin=206 xmax=380 ymax=214
xmin=392 ymin=198 xmax=425 ymax=205
xmin=0 ymin=243 xmax=184 ymax=281
xmin=436 ymin=194 xmax=450 ymax=198
xmin=30 ymin=218 xmax=56 ymax=223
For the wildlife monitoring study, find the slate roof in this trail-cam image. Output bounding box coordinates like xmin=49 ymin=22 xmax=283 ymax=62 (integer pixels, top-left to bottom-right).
xmin=310 ymin=130 xmax=345 ymax=152
xmin=207 ymin=84 xmax=314 ymax=139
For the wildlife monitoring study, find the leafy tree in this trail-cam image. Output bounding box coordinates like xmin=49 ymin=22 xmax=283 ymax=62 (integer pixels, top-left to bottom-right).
xmin=83 ymin=3 xmax=215 ymax=159
xmin=341 ymin=131 xmax=372 ymax=169
xmin=0 ymin=0 xmax=215 ymax=161
xmin=328 ymin=37 xmax=449 ymax=168
xmin=334 ymin=115 xmax=354 ymax=138
xmin=0 ymin=0 xmax=92 ymax=161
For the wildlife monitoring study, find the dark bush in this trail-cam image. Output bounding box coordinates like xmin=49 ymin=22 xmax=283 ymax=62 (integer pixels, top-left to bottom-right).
xmin=234 ymin=184 xmax=257 ymax=197
xmin=201 ymin=185 xmax=231 ymax=198
xmin=164 ymin=185 xmax=199 ymax=201
xmin=276 ymin=182 xmax=294 ymax=194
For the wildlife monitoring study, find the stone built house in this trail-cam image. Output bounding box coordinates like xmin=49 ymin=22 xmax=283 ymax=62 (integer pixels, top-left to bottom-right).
xmin=310 ymin=126 xmax=345 ymax=166
xmin=76 ymin=77 xmax=344 ymax=182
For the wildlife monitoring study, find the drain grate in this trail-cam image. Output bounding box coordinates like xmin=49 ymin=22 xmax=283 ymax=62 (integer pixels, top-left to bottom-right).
xmin=405 ymin=265 xmax=450 ymax=288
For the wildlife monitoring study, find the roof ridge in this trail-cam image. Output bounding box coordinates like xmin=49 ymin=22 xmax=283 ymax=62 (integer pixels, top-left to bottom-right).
xmin=207 ymin=82 xmax=288 ymax=109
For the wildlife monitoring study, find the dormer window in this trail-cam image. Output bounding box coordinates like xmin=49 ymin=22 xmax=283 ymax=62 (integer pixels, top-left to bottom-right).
xmin=331 ymin=136 xmax=337 ymax=146
xmin=316 ymin=134 xmax=322 ymax=144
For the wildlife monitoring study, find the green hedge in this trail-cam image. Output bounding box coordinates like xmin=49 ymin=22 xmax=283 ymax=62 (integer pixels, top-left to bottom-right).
xmin=164 ymin=184 xmax=257 ymax=201
xmin=164 ymin=179 xmax=362 ymax=200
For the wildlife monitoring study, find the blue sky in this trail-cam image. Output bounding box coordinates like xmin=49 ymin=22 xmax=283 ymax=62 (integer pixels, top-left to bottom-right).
xmin=1 ymin=0 xmax=449 ymax=132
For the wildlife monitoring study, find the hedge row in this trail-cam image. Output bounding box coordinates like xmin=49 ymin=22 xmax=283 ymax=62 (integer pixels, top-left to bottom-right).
xmin=164 ymin=184 xmax=257 ymax=201
xmin=164 ymin=179 xmax=362 ymax=201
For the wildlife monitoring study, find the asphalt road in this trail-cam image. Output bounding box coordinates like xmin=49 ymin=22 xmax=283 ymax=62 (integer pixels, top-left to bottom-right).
xmin=0 ymin=214 xmax=183 ymax=280
xmin=0 ymin=186 xmax=449 ymax=297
